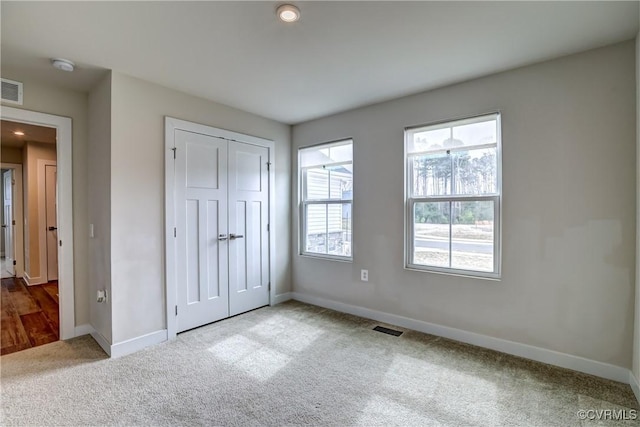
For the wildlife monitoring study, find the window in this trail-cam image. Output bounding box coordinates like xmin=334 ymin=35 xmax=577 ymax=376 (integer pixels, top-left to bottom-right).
xmin=300 ymin=140 xmax=353 ymax=260
xmin=405 ymin=113 xmax=501 ymax=277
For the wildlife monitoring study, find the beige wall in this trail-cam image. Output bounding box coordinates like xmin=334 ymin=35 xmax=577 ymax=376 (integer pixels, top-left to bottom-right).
xmin=109 ymin=72 xmax=291 ymax=343
xmin=292 ymin=41 xmax=636 ymax=368
xmin=1 ymin=147 xmax=23 ymax=164
xmin=0 ymin=68 xmax=90 ymax=325
xmin=88 ymin=72 xmax=112 ymax=343
xmin=23 ymin=141 xmax=56 ymax=280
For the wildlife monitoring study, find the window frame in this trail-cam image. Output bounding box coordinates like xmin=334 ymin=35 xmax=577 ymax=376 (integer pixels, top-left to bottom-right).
xmin=404 ymin=113 xmax=502 ymax=279
xmin=299 ymin=139 xmax=354 ymax=262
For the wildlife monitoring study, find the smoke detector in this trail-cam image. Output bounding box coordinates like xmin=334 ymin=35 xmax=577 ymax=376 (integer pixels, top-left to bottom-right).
xmin=51 ymin=58 xmax=75 ymax=72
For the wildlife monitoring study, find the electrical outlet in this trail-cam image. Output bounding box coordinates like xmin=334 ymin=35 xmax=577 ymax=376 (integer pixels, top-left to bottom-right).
xmin=361 ymin=269 xmax=369 ymax=282
xmin=97 ymin=289 xmax=108 ymax=303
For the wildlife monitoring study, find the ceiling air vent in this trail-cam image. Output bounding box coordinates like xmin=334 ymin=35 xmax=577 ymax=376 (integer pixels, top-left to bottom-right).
xmin=1 ymin=78 xmax=23 ymax=105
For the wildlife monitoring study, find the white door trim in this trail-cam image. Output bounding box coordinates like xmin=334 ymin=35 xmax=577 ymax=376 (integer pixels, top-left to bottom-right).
xmin=1 ymin=106 xmax=75 ymax=340
xmin=1 ymin=163 xmax=24 ymax=278
xmin=165 ymin=117 xmax=275 ymax=339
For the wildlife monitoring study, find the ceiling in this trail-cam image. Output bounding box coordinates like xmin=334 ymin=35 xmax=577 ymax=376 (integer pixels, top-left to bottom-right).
xmin=1 ymin=2 xmax=638 ymax=125
xmin=1 ymin=120 xmax=56 ymax=149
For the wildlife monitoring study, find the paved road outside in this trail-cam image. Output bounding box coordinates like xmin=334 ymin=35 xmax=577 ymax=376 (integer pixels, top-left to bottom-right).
xmin=415 ymin=237 xmax=492 ymax=254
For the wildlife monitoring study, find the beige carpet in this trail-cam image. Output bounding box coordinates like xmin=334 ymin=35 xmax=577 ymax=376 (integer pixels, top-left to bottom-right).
xmin=1 ymin=301 xmax=638 ymax=426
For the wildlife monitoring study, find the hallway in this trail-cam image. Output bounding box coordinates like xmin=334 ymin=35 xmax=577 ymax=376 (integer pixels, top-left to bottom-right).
xmin=1 ymin=277 xmax=59 ymax=355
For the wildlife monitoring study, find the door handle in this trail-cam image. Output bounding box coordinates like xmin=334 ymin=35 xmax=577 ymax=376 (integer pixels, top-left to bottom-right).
xmin=229 ymin=233 xmax=244 ymax=240
xmin=1 ymin=225 xmax=6 ymax=228
xmin=218 ymin=234 xmax=228 ymax=241
xmin=48 ymin=226 xmax=58 ymax=231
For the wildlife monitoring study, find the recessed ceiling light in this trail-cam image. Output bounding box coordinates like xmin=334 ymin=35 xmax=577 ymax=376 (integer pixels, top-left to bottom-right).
xmin=51 ymin=58 xmax=75 ymax=72
xmin=277 ymin=4 xmax=300 ymax=23
xmin=13 ymin=131 xmax=25 ymax=136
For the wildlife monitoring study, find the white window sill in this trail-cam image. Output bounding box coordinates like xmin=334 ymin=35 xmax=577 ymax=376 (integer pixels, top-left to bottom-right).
xmin=404 ymin=264 xmax=501 ymax=281
xmin=299 ymin=253 xmax=353 ymax=263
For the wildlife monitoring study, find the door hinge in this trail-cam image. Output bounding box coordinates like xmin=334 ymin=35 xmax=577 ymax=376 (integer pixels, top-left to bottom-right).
xmin=59 ymin=240 xmax=62 ymax=247
xmin=13 ymin=260 xmax=16 ymax=266
xmin=12 ymin=220 xmax=15 ymax=225
xmin=175 ymin=305 xmax=178 ymax=316
xmin=172 ymin=147 xmax=177 ymax=159
xmin=268 ymin=282 xmax=271 ymax=291
xmin=174 ymin=227 xmax=177 ymax=237
xmin=267 ymin=224 xmax=270 ymax=232
xmin=267 ymin=162 xmax=271 ymax=171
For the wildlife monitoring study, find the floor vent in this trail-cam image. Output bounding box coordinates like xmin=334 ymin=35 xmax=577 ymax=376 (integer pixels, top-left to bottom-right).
xmin=373 ymin=326 xmax=403 ymax=337
xmin=1 ymin=78 xmax=23 ymax=105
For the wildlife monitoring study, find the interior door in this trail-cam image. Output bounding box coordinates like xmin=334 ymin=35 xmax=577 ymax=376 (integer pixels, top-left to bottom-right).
xmin=45 ymin=165 xmax=58 ymax=281
xmin=3 ymin=170 xmax=14 ymax=276
xmin=175 ymin=130 xmax=229 ymax=333
xmin=228 ymin=141 xmax=270 ymax=316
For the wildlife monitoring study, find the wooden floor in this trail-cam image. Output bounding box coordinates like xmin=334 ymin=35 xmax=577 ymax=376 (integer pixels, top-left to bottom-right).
xmin=1 ymin=277 xmax=59 ymax=355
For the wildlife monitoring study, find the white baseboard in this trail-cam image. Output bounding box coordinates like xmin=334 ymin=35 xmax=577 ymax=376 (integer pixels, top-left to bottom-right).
xmin=23 ymin=271 xmax=45 ymax=286
xmin=90 ymin=330 xmax=111 ymax=357
xmin=74 ymin=324 xmax=94 ymax=337
xmin=291 ymin=292 xmax=631 ymax=384
xmin=110 ymin=329 xmax=167 ymax=358
xmin=630 ymin=371 xmax=640 ymax=404
xmin=272 ymin=292 xmax=292 ymax=305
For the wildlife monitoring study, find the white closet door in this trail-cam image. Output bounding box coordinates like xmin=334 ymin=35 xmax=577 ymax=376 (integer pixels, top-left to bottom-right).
xmin=175 ymin=130 xmax=229 ymax=332
xmin=228 ymin=141 xmax=270 ymax=316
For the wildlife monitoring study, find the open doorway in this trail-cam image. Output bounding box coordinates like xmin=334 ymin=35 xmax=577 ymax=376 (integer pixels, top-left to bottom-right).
xmin=0 ymin=106 xmax=76 ymax=354
xmin=2 ymin=167 xmax=15 ymax=278
xmin=1 ymin=118 xmax=65 ymax=355
xmin=2 ymin=164 xmax=23 ymax=279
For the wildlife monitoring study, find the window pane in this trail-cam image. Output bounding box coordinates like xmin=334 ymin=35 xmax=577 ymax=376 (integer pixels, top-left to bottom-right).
xmin=305 ymin=168 xmax=353 ymax=201
xmin=327 ymin=203 xmax=352 ymax=257
xmin=300 ymin=140 xmax=353 ymax=167
xmin=305 ymin=169 xmax=329 ymax=200
xmin=408 ymin=114 xmax=498 ymax=154
xmin=412 ymin=153 xmax=451 ymax=196
xmin=329 ymin=143 xmax=352 ymax=163
xmin=409 ymin=127 xmax=450 ymax=153
xmin=451 ymin=201 xmax=494 ymax=272
xmin=329 ymin=170 xmax=353 ymax=201
xmin=305 ymin=203 xmax=352 ymax=257
xmin=300 ymin=148 xmax=328 ymax=168
xmin=306 ymin=204 xmax=327 ymax=254
xmin=452 ymin=148 xmax=497 ymax=195
xmin=413 ymin=202 xmax=450 ymax=268
xmin=452 ymin=119 xmax=497 ymax=149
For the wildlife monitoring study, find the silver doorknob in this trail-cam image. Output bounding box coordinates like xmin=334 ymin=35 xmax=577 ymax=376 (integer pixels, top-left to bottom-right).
xmin=218 ymin=234 xmax=228 ymax=241
xmin=229 ymin=233 xmax=244 ymax=240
